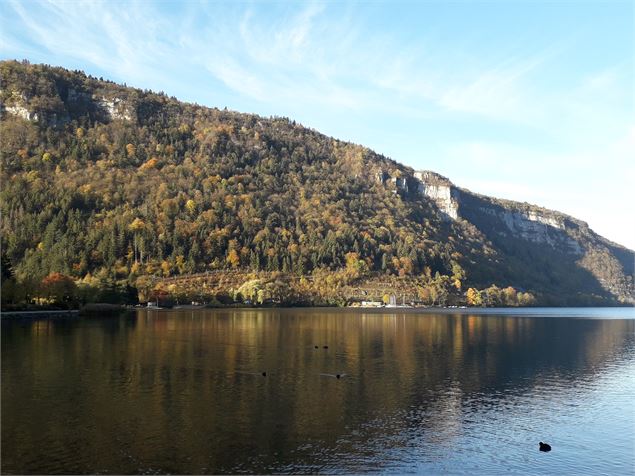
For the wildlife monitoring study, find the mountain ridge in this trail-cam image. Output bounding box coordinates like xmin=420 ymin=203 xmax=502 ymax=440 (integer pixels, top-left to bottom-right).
xmin=1 ymin=60 xmax=633 ymax=306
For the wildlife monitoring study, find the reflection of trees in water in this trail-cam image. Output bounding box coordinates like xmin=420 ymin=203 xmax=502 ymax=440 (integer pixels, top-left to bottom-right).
xmin=1 ymin=311 xmax=633 ymax=473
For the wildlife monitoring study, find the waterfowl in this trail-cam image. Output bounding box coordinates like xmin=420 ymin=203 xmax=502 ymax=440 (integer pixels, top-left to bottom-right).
xmin=319 ymin=372 xmax=346 ymax=379
xmin=323 ymin=345 xmax=329 ymax=349
xmin=261 ymin=371 xmax=267 ymax=377
xmin=539 ymin=442 xmax=551 ymax=452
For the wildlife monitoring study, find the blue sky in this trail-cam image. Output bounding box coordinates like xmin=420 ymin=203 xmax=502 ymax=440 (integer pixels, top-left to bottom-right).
xmin=1 ymin=0 xmax=633 ymax=249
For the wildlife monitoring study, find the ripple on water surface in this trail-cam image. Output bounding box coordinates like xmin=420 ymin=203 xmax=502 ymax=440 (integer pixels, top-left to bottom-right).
xmin=1 ymin=308 xmax=634 ymax=474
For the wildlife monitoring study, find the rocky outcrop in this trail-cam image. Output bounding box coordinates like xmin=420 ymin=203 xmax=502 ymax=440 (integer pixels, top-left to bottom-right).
xmin=4 ymin=103 xmax=38 ymax=121
xmin=375 ymin=168 xmax=460 ymax=219
xmin=1 ymin=92 xmax=38 ymax=121
xmin=480 ymin=207 xmax=582 ymax=254
xmin=389 ymin=176 xmax=409 ymax=194
xmin=1 ymin=86 xmax=133 ymax=123
xmin=413 ymin=171 xmax=459 ymax=220
xmin=98 ymin=96 xmax=134 ymax=121
xmin=375 ymin=170 xmax=409 ymax=195
xmin=1 ymin=89 xmax=70 ymax=125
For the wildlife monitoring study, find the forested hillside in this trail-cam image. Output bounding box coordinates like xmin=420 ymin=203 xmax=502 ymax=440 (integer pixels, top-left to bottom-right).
xmin=1 ymin=60 xmax=633 ymax=307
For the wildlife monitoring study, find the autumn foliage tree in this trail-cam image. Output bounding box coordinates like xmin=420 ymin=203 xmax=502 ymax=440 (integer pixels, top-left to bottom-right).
xmin=227 ymin=249 xmax=240 ymax=268
xmin=466 ymin=287 xmax=482 ymax=306
xmin=40 ymin=272 xmax=77 ymax=306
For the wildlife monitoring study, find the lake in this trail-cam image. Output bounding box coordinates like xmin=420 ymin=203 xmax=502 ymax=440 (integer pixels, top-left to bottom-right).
xmin=2 ymin=307 xmax=634 ymax=474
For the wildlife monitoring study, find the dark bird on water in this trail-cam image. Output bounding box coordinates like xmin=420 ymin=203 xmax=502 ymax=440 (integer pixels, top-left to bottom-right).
xmin=323 ymin=345 xmax=329 ymax=349
xmin=314 ymin=345 xmax=319 ymax=349
xmin=539 ymin=442 xmax=551 ymax=452
xmin=320 ymin=373 xmax=346 ymax=379
xmin=261 ymin=372 xmax=267 ymax=377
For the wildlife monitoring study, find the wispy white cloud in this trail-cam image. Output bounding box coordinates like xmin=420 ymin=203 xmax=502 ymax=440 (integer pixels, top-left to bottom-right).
xmin=206 ymin=58 xmax=266 ymax=102
xmin=3 ymin=0 xmax=178 ymax=87
xmin=0 ymin=1 xmax=577 ymax=121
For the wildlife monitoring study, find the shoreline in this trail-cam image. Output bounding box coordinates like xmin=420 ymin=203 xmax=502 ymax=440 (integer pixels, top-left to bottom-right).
xmin=1 ymin=309 xmax=81 ymax=319
xmin=2 ymin=304 xmax=632 ymax=320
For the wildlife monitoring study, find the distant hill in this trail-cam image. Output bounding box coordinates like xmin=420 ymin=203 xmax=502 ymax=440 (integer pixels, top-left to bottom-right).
xmin=1 ymin=60 xmax=633 ymax=306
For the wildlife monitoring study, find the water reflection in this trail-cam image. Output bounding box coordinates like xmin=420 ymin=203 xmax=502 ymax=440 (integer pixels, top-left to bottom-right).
xmin=2 ymin=309 xmax=634 ymax=474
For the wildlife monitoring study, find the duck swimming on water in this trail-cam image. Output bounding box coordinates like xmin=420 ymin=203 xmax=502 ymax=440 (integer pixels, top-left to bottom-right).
xmin=539 ymin=442 xmax=551 ymax=452
xmin=319 ymin=372 xmax=346 ymax=379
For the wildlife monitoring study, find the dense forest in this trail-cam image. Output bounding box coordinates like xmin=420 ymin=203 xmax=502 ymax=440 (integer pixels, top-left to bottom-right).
xmin=1 ymin=60 xmax=633 ymax=308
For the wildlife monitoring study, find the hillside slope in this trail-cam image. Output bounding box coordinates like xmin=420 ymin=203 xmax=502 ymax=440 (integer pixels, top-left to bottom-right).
xmin=1 ymin=60 xmax=633 ymax=305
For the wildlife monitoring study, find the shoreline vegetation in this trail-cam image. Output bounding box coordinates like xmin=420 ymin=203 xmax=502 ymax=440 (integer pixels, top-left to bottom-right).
xmin=2 ymin=268 xmax=631 ymax=316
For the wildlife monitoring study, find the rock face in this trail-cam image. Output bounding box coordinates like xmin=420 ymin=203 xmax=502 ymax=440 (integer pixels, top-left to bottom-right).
xmin=377 ymin=168 xmax=582 ymax=254
xmin=481 ymin=208 xmax=582 ymax=254
xmin=389 ymin=176 xmax=409 ymax=194
xmin=413 ymin=171 xmax=459 ymax=220
xmin=1 ymin=92 xmax=39 ymax=121
xmin=375 ymin=169 xmax=460 ymax=219
xmin=98 ymin=97 xmax=134 ymax=121
xmin=457 ymin=190 xmax=634 ymax=303
xmin=5 ymin=103 xmax=38 ymax=121
xmin=1 ymin=87 xmax=133 ymax=125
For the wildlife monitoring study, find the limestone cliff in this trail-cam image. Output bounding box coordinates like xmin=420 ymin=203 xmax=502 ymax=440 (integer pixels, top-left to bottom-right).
xmin=372 ymin=167 xmax=633 ymax=304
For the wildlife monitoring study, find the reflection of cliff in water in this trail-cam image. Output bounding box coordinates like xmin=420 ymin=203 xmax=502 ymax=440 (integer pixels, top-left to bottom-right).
xmin=2 ymin=310 xmax=634 ymax=474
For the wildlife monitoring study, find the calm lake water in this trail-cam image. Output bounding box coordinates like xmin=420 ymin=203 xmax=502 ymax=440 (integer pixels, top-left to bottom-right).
xmin=2 ymin=308 xmax=634 ymax=474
